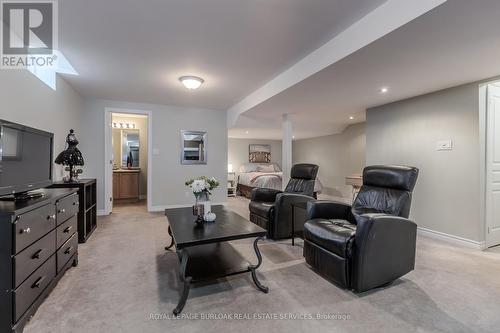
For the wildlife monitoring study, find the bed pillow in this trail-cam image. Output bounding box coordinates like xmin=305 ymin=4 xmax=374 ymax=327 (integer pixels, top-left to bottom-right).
xmin=271 ymin=163 xmax=282 ymax=172
xmin=257 ymin=164 xmax=275 ymax=172
xmin=239 ymin=163 xmax=260 ymax=173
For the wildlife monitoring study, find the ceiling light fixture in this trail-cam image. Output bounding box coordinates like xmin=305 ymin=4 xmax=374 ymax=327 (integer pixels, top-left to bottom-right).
xmin=380 ymin=87 xmax=389 ymax=94
xmin=245 ymin=130 xmax=249 ymax=134
xmin=179 ymin=76 xmax=204 ymax=90
xmin=349 ymin=116 xmax=354 ymax=120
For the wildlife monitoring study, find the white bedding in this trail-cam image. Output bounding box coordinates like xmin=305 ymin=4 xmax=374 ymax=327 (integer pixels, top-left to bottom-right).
xmin=238 ymin=171 xmax=323 ymax=193
xmin=238 ymin=172 xmax=282 ymax=189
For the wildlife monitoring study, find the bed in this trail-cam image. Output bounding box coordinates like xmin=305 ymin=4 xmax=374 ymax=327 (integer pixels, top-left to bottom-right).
xmin=236 ymin=163 xmax=322 ymax=198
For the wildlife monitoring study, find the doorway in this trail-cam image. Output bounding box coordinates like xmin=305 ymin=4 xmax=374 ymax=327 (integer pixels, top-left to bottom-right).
xmin=483 ymin=82 xmax=500 ymax=248
xmin=104 ymin=108 xmax=152 ymax=214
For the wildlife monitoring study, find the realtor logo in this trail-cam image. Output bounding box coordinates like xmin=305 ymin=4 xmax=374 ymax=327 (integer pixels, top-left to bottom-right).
xmin=1 ymin=0 xmax=58 ymax=69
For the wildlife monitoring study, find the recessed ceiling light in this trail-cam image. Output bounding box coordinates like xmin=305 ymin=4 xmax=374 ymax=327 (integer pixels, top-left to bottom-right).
xmin=292 ymin=136 xmax=296 ymax=139
xmin=349 ymin=116 xmax=354 ymax=120
xmin=245 ymin=130 xmax=249 ymax=134
xmin=179 ymin=76 xmax=204 ymax=90
xmin=380 ymin=87 xmax=389 ymax=94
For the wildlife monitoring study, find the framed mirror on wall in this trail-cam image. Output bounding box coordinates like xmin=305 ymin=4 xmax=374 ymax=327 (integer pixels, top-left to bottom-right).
xmin=121 ymin=129 xmax=140 ymax=168
xmin=181 ymin=130 xmax=207 ymax=165
xmin=112 ymin=128 xmax=140 ymax=168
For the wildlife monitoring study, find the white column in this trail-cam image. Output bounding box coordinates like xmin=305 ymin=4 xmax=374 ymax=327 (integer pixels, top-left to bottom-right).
xmin=282 ymin=113 xmax=293 ymax=190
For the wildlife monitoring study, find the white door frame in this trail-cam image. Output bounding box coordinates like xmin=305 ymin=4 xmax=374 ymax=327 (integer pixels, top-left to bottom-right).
xmin=479 ymin=83 xmax=487 ymax=249
xmin=479 ymin=80 xmax=500 ymax=249
xmin=104 ymin=107 xmax=153 ymax=214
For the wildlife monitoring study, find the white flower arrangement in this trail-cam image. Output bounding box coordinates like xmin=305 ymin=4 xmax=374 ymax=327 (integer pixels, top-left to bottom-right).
xmin=185 ymin=176 xmax=220 ymax=199
xmin=191 ymin=179 xmax=206 ymax=193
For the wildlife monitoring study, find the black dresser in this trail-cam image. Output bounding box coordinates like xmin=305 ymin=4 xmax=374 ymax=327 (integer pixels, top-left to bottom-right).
xmin=0 ymin=188 xmax=79 ymax=333
xmin=49 ymin=179 xmax=97 ymax=243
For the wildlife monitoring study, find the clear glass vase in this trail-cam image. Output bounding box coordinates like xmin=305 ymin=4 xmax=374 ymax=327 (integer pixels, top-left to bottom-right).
xmin=192 ymin=192 xmax=208 ymax=224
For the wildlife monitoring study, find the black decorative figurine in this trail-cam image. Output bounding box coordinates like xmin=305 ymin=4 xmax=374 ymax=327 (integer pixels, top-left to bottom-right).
xmin=55 ymin=129 xmax=84 ymax=183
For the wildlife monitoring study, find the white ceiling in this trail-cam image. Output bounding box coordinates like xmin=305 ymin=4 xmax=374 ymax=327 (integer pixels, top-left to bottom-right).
xmin=230 ymin=0 xmax=500 ymax=139
xmin=59 ymin=0 xmax=386 ymax=109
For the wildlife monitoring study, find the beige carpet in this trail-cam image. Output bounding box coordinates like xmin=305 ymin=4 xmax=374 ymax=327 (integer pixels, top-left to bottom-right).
xmin=24 ymin=197 xmax=500 ymax=333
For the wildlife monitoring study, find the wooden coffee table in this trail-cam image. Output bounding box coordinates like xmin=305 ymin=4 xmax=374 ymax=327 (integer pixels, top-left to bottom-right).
xmin=164 ymin=205 xmax=268 ymax=314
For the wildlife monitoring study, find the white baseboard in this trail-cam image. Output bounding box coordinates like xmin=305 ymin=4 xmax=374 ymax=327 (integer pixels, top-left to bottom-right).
xmin=417 ymin=227 xmax=486 ymax=250
xmin=150 ymin=202 xmax=227 ymax=212
xmin=97 ymin=209 xmax=109 ymax=216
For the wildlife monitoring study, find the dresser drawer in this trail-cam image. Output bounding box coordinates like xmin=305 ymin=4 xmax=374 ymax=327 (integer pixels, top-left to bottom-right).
xmin=56 ymin=215 xmax=77 ymax=249
xmin=56 ymin=193 xmax=79 ymax=226
xmin=14 ymin=204 xmax=56 ymax=254
xmin=14 ymin=255 xmax=56 ymax=322
xmin=13 ymin=230 xmax=56 ymax=288
xmin=57 ymin=233 xmax=78 ymax=272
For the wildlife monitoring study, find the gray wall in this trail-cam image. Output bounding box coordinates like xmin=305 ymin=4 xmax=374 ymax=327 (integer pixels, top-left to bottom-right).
xmin=80 ymin=99 xmax=227 ymax=211
xmin=293 ymin=123 xmax=366 ymax=199
xmin=228 ymin=138 xmax=282 ymax=173
xmin=366 ymin=83 xmax=481 ymax=242
xmin=0 ymin=70 xmax=83 ymax=181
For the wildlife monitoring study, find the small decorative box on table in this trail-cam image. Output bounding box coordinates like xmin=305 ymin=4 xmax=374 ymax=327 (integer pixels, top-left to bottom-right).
xmin=48 ymin=179 xmax=97 ymax=243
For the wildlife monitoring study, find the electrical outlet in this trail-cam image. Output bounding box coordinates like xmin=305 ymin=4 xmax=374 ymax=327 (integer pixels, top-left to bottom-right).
xmin=436 ymin=139 xmax=452 ymax=151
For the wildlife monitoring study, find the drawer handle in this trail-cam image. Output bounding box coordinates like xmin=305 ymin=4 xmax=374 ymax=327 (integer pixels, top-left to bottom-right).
xmin=32 ymin=276 xmax=46 ymax=289
xmin=47 ymin=214 xmax=56 ymax=220
xmin=20 ymin=227 xmax=31 ymax=234
xmin=58 ymin=208 xmax=66 ymax=213
xmin=32 ymin=249 xmax=44 ymax=259
xmin=64 ymin=226 xmax=73 ymax=233
xmin=64 ymin=246 xmax=74 ymax=254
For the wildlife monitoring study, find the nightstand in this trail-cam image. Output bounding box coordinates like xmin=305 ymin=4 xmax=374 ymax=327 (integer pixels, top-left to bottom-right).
xmin=228 ymin=172 xmax=236 ymax=197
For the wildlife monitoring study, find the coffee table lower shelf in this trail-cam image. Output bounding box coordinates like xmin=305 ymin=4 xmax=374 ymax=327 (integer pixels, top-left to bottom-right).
xmin=169 ymin=236 xmax=268 ymax=315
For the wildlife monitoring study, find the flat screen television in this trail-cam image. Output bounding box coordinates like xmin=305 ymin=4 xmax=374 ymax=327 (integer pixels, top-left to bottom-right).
xmin=0 ymin=120 xmax=53 ymax=199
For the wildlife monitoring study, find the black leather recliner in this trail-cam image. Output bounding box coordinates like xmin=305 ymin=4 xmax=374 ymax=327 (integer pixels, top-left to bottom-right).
xmin=249 ymin=164 xmax=319 ymax=239
xmin=303 ymin=165 xmax=419 ymax=292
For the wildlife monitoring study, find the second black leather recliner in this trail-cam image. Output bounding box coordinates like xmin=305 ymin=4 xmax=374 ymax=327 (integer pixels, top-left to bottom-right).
xmin=249 ymin=164 xmax=319 ymax=239
xmin=303 ymin=165 xmax=419 ymax=292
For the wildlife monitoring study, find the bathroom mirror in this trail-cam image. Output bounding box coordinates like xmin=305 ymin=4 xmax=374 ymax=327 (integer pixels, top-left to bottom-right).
xmin=181 ymin=130 xmax=207 ymax=165
xmin=118 ymin=129 xmax=140 ymax=168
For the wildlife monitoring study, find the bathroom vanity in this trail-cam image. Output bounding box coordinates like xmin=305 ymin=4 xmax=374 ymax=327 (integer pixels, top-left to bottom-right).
xmin=113 ymin=169 xmax=140 ymax=202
